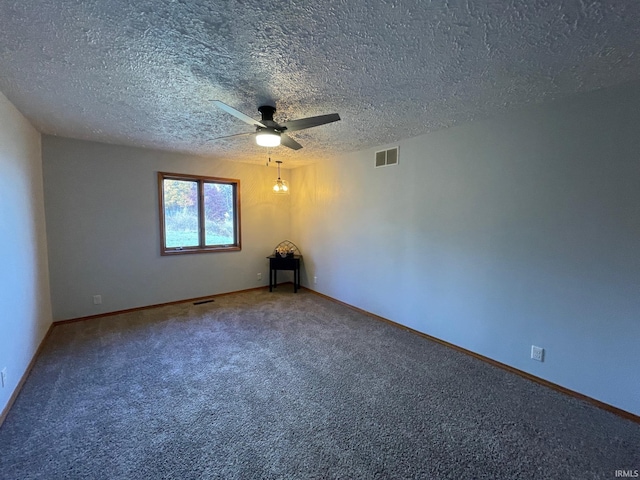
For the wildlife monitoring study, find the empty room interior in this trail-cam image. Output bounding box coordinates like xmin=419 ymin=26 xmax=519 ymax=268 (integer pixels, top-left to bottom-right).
xmin=1 ymin=1 xmax=640 ymax=478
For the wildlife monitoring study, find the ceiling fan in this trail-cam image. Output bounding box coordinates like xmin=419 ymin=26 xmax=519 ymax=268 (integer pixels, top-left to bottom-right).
xmin=212 ymin=101 xmax=340 ymax=150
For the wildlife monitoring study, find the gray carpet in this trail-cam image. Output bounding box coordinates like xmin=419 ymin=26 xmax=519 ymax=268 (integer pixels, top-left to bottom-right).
xmin=1 ymin=289 xmax=638 ymax=479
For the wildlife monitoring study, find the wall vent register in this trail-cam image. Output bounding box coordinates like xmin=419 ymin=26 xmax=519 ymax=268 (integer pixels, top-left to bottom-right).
xmin=375 ymin=147 xmax=399 ymax=168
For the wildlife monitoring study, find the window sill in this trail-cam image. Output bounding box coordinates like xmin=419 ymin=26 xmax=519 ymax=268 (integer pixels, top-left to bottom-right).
xmin=161 ymin=246 xmax=241 ymax=256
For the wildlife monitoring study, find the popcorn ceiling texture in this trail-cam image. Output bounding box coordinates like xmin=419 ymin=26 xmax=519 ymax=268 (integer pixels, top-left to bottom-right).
xmin=1 ymin=0 xmax=640 ymax=166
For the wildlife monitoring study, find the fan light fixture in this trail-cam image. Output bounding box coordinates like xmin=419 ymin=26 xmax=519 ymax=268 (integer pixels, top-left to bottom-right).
xmin=256 ymin=130 xmax=281 ymax=147
xmin=273 ymin=160 xmax=289 ymax=194
xmin=212 ymin=101 xmax=340 ymax=151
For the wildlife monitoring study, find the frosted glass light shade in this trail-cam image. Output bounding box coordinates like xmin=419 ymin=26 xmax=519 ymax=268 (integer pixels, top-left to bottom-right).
xmin=256 ymin=131 xmax=281 ymax=147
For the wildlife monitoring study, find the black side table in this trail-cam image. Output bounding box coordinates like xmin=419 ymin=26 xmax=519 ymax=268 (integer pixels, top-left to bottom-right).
xmin=268 ymin=255 xmax=302 ymax=293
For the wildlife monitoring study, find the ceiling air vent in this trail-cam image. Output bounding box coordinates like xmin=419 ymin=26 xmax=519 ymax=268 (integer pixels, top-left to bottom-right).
xmin=375 ymin=147 xmax=399 ymax=168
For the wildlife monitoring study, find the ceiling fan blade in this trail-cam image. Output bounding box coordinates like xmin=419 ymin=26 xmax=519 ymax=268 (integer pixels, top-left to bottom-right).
xmin=210 ymin=131 xmax=255 ymax=141
xmin=280 ymin=134 xmax=303 ymax=150
xmin=213 ymin=101 xmax=266 ymax=128
xmin=282 ymin=113 xmax=340 ymax=132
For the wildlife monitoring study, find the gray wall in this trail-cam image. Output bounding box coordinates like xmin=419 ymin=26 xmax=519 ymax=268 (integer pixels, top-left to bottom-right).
xmin=42 ymin=137 xmax=290 ymax=320
xmin=291 ymin=82 xmax=640 ymax=416
xmin=0 ymin=92 xmax=52 ymax=415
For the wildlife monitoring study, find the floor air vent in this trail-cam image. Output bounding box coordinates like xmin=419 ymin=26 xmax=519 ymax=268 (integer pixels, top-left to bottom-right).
xmin=193 ymin=299 xmax=215 ymax=305
xmin=375 ymin=147 xmax=399 ymax=168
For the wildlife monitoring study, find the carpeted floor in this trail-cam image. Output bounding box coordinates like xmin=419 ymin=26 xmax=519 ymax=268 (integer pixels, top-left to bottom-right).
xmin=1 ymin=289 xmax=638 ymax=479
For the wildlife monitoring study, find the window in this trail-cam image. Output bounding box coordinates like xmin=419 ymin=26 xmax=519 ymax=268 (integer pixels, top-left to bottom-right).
xmin=158 ymin=172 xmax=241 ymax=255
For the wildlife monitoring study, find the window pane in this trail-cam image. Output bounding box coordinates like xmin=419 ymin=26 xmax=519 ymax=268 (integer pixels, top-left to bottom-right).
xmin=204 ymin=182 xmax=235 ymax=246
xmin=163 ymin=179 xmax=199 ymax=248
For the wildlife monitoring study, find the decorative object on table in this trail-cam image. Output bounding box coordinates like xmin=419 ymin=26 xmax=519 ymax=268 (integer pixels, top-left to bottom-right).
xmin=274 ymin=240 xmax=300 ymax=257
xmin=272 ymin=160 xmax=289 ymax=194
xmin=269 ymin=241 xmax=302 ymax=293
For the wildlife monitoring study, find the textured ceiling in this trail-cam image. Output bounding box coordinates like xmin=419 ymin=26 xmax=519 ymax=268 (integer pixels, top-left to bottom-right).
xmin=1 ymin=1 xmax=640 ymax=166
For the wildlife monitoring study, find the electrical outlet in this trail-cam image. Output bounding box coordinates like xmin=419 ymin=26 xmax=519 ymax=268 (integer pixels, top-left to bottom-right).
xmin=313 ymin=276 xmax=317 ymax=285
xmin=531 ymin=345 xmax=544 ymax=362
xmin=93 ymin=295 xmax=102 ymax=305
xmin=257 ymin=273 xmax=262 ymax=281
xmin=1 ymin=368 xmax=6 ymax=388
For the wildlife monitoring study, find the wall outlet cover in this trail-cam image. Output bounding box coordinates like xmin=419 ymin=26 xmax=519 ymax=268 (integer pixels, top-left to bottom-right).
xmin=531 ymin=345 xmax=544 ymax=362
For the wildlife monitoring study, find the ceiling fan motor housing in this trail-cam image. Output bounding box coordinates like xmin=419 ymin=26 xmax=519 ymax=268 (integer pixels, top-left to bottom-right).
xmin=258 ymin=105 xmax=279 ymax=128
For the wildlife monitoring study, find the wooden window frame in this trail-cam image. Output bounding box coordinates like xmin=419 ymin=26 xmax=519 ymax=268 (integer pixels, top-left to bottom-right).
xmin=158 ymin=172 xmax=241 ymax=255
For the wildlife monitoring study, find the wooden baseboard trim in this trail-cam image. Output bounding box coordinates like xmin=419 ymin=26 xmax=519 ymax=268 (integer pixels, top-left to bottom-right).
xmin=303 ymin=287 xmax=640 ymax=425
xmin=53 ymin=285 xmax=270 ymax=326
xmin=0 ymin=323 xmax=55 ymax=428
